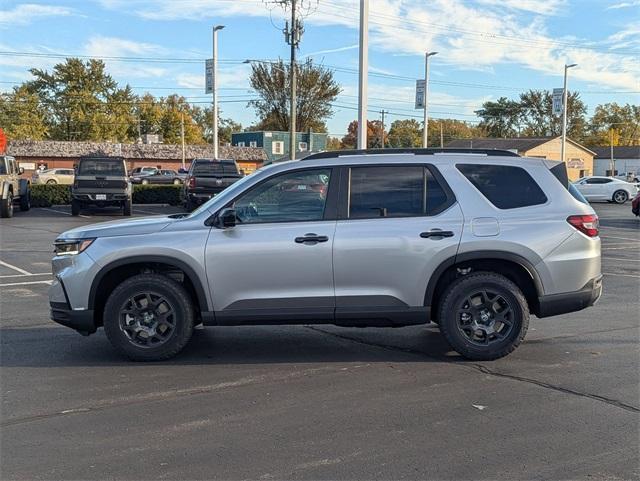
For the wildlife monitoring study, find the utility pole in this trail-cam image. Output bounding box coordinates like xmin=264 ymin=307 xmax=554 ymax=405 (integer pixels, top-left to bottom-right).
xmin=212 ymin=25 xmax=225 ymax=160
xmin=440 ymin=122 xmax=444 ymax=148
xmin=284 ymin=0 xmax=302 ymax=161
xmin=357 ymin=0 xmax=368 ymax=150
xmin=560 ymin=63 xmax=577 ymax=164
xmin=181 ymin=113 xmax=186 ymax=170
xmin=380 ymin=109 xmax=387 ymax=148
xmin=422 ymin=51 xmax=438 ymax=148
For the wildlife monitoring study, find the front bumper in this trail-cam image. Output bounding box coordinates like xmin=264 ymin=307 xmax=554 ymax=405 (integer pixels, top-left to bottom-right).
xmin=537 ymin=275 xmax=603 ymax=318
xmin=50 ymin=302 xmax=96 ymax=335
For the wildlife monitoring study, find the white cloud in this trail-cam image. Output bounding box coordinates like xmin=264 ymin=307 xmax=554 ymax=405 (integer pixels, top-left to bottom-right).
xmin=475 ymin=0 xmax=566 ymax=15
xmin=0 ymin=3 xmax=73 ymax=26
xmin=607 ymin=0 xmax=640 ymax=9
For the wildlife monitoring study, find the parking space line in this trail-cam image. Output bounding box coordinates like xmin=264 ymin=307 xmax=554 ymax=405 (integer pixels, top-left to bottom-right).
xmin=41 ymin=207 xmax=92 ymax=219
xmin=0 ymin=272 xmax=51 ymax=279
xmin=133 ymin=208 xmax=165 ymax=215
xmin=603 ymin=272 xmax=640 ymax=279
xmin=0 ymin=259 xmax=32 ymax=275
xmin=601 ymin=235 xmax=640 ymax=242
xmin=0 ymin=280 xmax=53 ymax=287
xmin=602 ymin=246 xmax=638 ymax=251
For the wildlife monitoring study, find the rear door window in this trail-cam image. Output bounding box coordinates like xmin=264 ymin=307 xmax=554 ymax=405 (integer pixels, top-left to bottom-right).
xmin=78 ymin=159 xmax=125 ymax=176
xmin=457 ymin=164 xmax=547 ymax=209
xmin=348 ymin=166 xmax=452 ymax=219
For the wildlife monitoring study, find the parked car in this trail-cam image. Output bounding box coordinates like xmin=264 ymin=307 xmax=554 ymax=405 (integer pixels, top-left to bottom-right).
xmin=31 ymin=168 xmax=75 ymax=185
xmin=50 ymin=148 xmax=602 ymax=362
xmin=71 ymin=156 xmax=132 ymax=216
xmin=632 ymin=191 xmax=640 ymax=217
xmin=184 ymin=159 xmax=242 ymax=211
xmin=573 ymin=176 xmax=638 ymax=204
xmin=129 ymin=166 xmax=158 ymax=177
xmin=131 ymin=169 xmax=186 ymax=185
xmin=0 ymin=155 xmax=31 ymax=218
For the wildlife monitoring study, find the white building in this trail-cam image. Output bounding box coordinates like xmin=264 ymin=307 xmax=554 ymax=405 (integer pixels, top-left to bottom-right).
xmin=591 ymin=146 xmax=640 ymax=177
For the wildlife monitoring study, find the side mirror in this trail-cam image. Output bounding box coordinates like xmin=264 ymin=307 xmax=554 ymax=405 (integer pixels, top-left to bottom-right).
xmin=215 ymin=208 xmax=236 ymax=229
xmin=18 ymin=167 xmax=24 ymax=175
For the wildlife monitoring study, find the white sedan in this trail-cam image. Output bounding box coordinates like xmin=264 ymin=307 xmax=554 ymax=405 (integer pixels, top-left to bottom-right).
xmin=573 ymin=176 xmax=639 ymax=204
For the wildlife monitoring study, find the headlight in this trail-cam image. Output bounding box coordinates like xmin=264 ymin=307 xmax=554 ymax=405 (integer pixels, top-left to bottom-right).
xmin=53 ymin=238 xmax=95 ymax=256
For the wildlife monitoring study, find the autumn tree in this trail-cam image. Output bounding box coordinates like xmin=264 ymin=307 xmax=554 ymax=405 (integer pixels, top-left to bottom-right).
xmin=387 ymin=119 xmax=422 ymax=147
xmin=0 ymin=86 xmax=48 ymax=140
xmin=586 ymin=103 xmax=640 ymax=146
xmin=249 ymin=60 xmax=340 ymax=133
xmin=341 ymin=120 xmax=385 ymax=149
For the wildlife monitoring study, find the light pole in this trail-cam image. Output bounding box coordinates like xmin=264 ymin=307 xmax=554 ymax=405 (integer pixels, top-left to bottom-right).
xmin=422 ymin=51 xmax=437 ymax=148
xmin=212 ymin=25 xmax=224 ymax=159
xmin=357 ymin=0 xmax=368 ymax=150
xmin=560 ymin=63 xmax=577 ymax=164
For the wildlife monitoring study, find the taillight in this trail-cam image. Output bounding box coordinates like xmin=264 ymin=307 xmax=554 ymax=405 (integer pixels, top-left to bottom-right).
xmin=567 ymin=214 xmax=599 ymax=237
xmin=188 ymin=177 xmax=196 ymax=188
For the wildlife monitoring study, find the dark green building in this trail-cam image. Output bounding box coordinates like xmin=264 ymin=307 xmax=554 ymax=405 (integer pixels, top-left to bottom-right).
xmin=231 ymin=131 xmax=328 ymax=162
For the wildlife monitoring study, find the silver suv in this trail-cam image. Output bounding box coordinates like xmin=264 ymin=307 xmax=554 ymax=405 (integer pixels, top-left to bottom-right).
xmin=49 ymin=149 xmax=602 ymax=361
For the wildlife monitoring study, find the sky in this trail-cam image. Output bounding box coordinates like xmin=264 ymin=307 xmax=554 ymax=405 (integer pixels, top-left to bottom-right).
xmin=0 ymin=0 xmax=639 ymax=139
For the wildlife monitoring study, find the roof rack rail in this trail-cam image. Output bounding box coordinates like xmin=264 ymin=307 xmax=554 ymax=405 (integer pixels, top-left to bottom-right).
xmin=301 ymin=148 xmax=520 ymax=160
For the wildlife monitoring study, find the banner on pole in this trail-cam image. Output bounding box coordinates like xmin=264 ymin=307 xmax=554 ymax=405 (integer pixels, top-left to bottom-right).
xmin=415 ymin=80 xmax=426 ymax=109
xmin=205 ymin=59 xmax=213 ymax=94
xmin=552 ymin=88 xmax=564 ymax=116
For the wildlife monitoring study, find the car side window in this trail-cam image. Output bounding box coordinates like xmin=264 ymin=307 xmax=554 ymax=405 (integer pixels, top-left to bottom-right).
xmin=233 ymin=169 xmax=332 ymax=224
xmin=457 ymin=164 xmax=547 ymax=209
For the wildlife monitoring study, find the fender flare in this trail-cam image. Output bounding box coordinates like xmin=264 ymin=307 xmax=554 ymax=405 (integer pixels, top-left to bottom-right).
xmin=18 ymin=179 xmax=30 ymax=197
xmin=424 ymin=250 xmax=544 ymax=307
xmin=88 ymin=255 xmax=210 ymax=312
xmin=1 ymin=181 xmax=11 ymax=200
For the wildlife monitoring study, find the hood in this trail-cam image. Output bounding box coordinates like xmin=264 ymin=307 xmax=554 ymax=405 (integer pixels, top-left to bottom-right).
xmin=59 ymin=215 xmax=176 ymax=240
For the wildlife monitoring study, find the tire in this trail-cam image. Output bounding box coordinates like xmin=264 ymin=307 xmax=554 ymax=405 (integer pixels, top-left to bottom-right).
xmin=123 ymin=198 xmax=132 ymax=216
xmin=71 ymin=199 xmax=81 ymax=216
xmin=612 ymin=190 xmax=628 ymax=204
xmin=103 ymin=273 xmax=195 ymax=361
xmin=438 ymin=272 xmax=529 ymax=361
xmin=0 ymin=191 xmax=13 ymax=218
xmin=46 ymin=179 xmax=57 ymax=185
xmin=141 ymin=179 xmax=149 ymax=185
xmin=19 ymin=190 xmax=31 ymax=211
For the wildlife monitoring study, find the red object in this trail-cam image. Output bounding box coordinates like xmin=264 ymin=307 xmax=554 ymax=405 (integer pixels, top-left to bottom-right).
xmin=0 ymin=128 xmax=6 ymax=154
xmin=631 ymin=192 xmax=640 ymax=216
xmin=567 ymin=214 xmax=599 ymax=237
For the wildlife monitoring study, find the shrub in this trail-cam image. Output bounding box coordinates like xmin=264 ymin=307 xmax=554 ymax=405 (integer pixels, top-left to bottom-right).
xmin=29 ymin=184 xmax=184 ymax=206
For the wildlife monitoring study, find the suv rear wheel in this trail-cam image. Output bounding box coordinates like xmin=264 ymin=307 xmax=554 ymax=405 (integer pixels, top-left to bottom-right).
xmin=1 ymin=191 xmax=13 ymax=218
xmin=438 ymin=272 xmax=529 ymax=361
xmin=103 ymin=273 xmax=195 ymax=361
xmin=71 ymin=199 xmax=81 ymax=216
xmin=19 ymin=190 xmax=31 ymax=211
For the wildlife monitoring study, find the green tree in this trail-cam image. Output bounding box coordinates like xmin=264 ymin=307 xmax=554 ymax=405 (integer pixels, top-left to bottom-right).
xmin=586 ymin=103 xmax=640 ymax=146
xmin=0 ymin=86 xmax=48 ymax=140
xmin=387 ymin=119 xmax=422 ymax=147
xmin=475 ymin=97 xmax=523 ymax=138
xmin=26 ymin=58 xmax=136 ymax=142
xmin=192 ymin=106 xmax=241 ymax=144
xmin=519 ymin=90 xmax=586 ymax=139
xmin=249 ymin=60 xmax=340 ymax=133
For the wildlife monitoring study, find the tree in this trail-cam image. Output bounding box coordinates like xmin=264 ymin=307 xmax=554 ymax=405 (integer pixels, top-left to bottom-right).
xmin=0 ymin=86 xmax=48 ymax=140
xmin=192 ymin=106 xmax=241 ymax=144
xmin=341 ymin=120 xmax=384 ymax=149
xmin=25 ymin=58 xmax=136 ymax=142
xmin=326 ymin=136 xmax=342 ymax=150
xmin=586 ymin=103 xmax=640 ymax=146
xmin=475 ymin=97 xmax=523 ymax=138
xmin=249 ymin=59 xmax=340 ymax=133
xmin=387 ymin=119 xmax=422 ymax=147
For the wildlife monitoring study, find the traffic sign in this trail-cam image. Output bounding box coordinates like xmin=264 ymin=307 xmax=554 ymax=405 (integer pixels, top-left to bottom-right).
xmin=552 ymin=88 xmax=564 ymax=116
xmin=415 ymin=79 xmax=425 ymax=109
xmin=205 ymin=59 xmax=213 ymax=94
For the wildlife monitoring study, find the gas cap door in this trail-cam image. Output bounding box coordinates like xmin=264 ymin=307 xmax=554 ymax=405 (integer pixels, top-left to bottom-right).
xmin=472 ymin=217 xmax=499 ymax=237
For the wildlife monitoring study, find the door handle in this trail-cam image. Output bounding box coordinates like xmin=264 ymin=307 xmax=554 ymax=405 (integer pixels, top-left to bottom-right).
xmin=295 ymin=233 xmax=329 ymax=244
xmin=420 ymin=230 xmax=455 ymax=239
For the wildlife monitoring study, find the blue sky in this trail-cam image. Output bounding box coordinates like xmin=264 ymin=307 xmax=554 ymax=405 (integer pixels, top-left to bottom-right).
xmin=1 ymin=0 xmax=638 ymax=138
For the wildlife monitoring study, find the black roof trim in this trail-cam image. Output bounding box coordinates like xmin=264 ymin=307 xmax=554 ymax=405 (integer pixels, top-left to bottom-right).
xmin=301 ymin=148 xmax=520 ymax=160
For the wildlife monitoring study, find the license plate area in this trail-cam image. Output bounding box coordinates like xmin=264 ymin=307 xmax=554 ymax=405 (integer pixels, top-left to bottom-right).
xmin=95 ymin=194 xmax=107 ymax=200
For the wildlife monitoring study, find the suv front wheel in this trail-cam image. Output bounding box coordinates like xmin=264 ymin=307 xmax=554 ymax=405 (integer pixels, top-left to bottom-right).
xmin=438 ymin=272 xmax=529 ymax=361
xmin=103 ymin=273 xmax=195 ymax=361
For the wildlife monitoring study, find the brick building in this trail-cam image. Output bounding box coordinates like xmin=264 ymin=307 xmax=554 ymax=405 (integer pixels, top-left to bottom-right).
xmin=6 ymin=140 xmax=268 ymax=175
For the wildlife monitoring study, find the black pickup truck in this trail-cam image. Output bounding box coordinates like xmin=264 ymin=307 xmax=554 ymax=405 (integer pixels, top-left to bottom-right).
xmin=184 ymin=159 xmax=243 ymax=211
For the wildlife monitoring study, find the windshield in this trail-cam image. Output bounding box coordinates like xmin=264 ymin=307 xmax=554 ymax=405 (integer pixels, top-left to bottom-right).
xmin=78 ymin=159 xmax=125 ymax=176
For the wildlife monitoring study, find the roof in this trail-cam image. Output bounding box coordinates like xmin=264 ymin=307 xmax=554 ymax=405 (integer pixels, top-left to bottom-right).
xmin=446 ymin=136 xmax=597 ymax=156
xmin=589 ymin=146 xmax=640 ymax=159
xmin=6 ymin=140 xmax=267 ymax=162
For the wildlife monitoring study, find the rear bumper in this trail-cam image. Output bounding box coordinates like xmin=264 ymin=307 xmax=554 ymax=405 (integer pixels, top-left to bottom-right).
xmin=50 ymin=301 xmax=96 ymax=335
xmin=537 ymin=275 xmax=603 ymax=318
xmin=72 ymin=193 xmax=129 ymax=202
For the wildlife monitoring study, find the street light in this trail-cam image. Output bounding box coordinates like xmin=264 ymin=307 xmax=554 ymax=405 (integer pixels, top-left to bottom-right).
xmin=212 ymin=25 xmax=225 ymax=160
xmin=561 ymin=63 xmax=577 ymax=164
xmin=422 ymin=51 xmax=438 ymax=148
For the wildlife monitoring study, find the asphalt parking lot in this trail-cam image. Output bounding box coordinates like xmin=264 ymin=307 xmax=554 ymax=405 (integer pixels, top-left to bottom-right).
xmin=1 ymin=203 xmax=639 ymax=480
